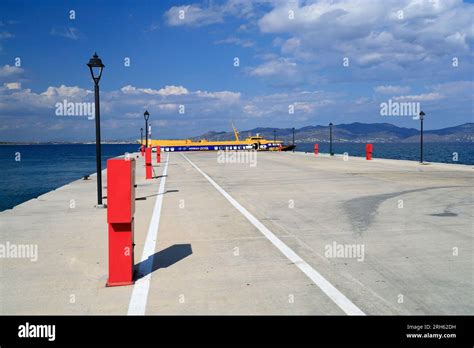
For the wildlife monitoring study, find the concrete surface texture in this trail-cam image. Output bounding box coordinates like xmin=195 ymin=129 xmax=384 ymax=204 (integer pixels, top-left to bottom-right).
xmin=0 ymin=151 xmax=472 ymax=315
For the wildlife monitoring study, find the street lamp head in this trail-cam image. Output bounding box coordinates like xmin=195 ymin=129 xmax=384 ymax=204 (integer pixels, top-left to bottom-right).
xmin=419 ymin=110 xmax=425 ymax=120
xmin=329 ymin=122 xmax=333 ymax=127
xmin=140 ymin=127 xmax=143 ymax=132
xmin=144 ymin=110 xmax=150 ymax=121
xmin=87 ymin=52 xmax=104 ymax=83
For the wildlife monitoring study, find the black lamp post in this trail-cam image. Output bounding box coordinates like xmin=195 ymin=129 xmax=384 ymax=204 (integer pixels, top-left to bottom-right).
xmin=292 ymin=127 xmax=295 ymax=152
xmin=140 ymin=127 xmax=143 ymax=146
xmin=87 ymin=52 xmax=105 ymax=206
xmin=419 ymin=111 xmax=425 ymax=163
xmin=144 ymin=110 xmax=150 ymax=148
xmin=329 ymin=122 xmax=334 ymax=156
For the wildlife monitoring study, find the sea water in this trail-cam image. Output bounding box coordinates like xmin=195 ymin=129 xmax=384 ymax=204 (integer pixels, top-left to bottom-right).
xmin=0 ymin=144 xmax=137 ymax=211
xmin=296 ymin=142 xmax=474 ymax=165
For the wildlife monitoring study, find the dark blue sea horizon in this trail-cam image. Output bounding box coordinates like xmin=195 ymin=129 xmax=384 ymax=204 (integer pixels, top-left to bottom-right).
xmin=296 ymin=142 xmax=474 ymax=165
xmin=0 ymin=144 xmax=138 ymax=212
xmin=0 ymin=142 xmax=473 ymax=212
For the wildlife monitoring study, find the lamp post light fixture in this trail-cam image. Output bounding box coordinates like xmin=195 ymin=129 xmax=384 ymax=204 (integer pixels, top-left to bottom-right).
xmin=87 ymin=52 xmax=105 ymax=207
xmin=419 ymin=111 xmax=425 ymax=163
xmin=329 ymin=122 xmax=334 ymax=156
xmin=144 ymin=110 xmax=150 ymax=148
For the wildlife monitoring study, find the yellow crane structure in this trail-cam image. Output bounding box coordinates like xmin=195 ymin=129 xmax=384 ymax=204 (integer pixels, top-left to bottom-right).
xmin=143 ymin=122 xmax=284 ymax=152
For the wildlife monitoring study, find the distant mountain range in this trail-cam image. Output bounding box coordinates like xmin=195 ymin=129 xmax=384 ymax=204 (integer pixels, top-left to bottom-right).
xmin=2 ymin=122 xmax=472 ymax=145
xmin=192 ymin=122 xmax=474 ymax=143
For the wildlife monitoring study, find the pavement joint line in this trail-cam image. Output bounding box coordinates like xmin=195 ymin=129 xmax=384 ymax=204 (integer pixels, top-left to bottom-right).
xmin=127 ymin=152 xmax=170 ymax=315
xmin=181 ymin=153 xmax=366 ymax=316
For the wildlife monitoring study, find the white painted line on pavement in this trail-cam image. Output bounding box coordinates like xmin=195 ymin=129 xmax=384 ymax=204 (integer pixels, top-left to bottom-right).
xmin=182 ymin=153 xmax=365 ymax=316
xmin=128 ymin=153 xmax=170 ymax=315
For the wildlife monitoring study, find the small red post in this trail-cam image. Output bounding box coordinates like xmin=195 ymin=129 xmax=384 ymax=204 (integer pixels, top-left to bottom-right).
xmin=366 ymin=143 xmax=373 ymax=160
xmin=314 ymin=143 xmax=319 ymax=155
xmin=106 ymin=158 xmax=135 ymax=287
xmin=278 ymin=144 xmax=282 ymax=152
xmin=140 ymin=145 xmax=144 ymax=157
xmin=145 ymin=147 xmax=152 ymax=179
xmin=156 ymin=145 xmax=161 ymax=163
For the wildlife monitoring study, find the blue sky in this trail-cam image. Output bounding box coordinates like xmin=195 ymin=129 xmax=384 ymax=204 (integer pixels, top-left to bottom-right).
xmin=0 ymin=0 xmax=473 ymax=141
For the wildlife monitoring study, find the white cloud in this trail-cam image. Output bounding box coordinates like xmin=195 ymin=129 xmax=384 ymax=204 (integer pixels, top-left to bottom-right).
xmin=165 ymin=5 xmax=224 ymax=26
xmin=157 ymin=103 xmax=179 ymax=111
xmin=196 ymin=90 xmax=240 ymax=102
xmin=41 ymin=85 xmax=92 ymax=98
xmin=0 ymin=84 xmax=93 ymax=112
xmin=50 ymin=27 xmax=80 ymax=40
xmin=432 ymin=81 xmax=473 ymax=97
xmin=445 ymin=32 xmax=468 ymax=49
xmin=259 ymin=0 xmax=473 ymax=43
xmin=158 ymin=85 xmax=189 ymax=96
xmin=124 ymin=112 xmax=141 ymax=118
xmin=0 ymin=64 xmax=23 ymax=77
xmin=259 ymin=0 xmax=387 ymax=33
xmin=248 ymin=58 xmax=297 ymax=77
xmin=121 ymin=85 xmax=189 ymax=96
xmin=214 ymin=36 xmax=255 ymax=47
xmin=120 ymin=85 xmax=139 ymax=94
xmin=118 ymin=85 xmax=240 ymax=106
xmin=242 ymin=90 xmax=336 ymax=120
xmin=243 ymin=104 xmax=268 ymax=117
xmin=393 ymin=92 xmax=443 ymax=102
xmin=0 ymin=28 xmax=14 ymax=52
xmin=280 ymin=37 xmax=301 ymax=54
xmin=237 ymin=24 xmax=249 ymax=32
xmin=165 ymin=1 xmax=255 ymax=27
xmin=163 ymin=0 xmax=473 ymax=74
xmin=256 ymin=0 xmax=473 ymax=81
xmin=0 ymin=82 xmax=334 ymax=126
xmin=355 ymin=97 xmax=371 ymax=105
xmin=356 ymin=52 xmax=384 ymax=66
xmin=374 ymin=85 xmax=411 ymax=94
xmin=3 ymin=82 xmax=21 ymax=90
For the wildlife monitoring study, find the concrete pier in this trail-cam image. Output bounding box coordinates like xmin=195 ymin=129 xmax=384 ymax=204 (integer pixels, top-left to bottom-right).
xmin=0 ymin=151 xmax=472 ymax=314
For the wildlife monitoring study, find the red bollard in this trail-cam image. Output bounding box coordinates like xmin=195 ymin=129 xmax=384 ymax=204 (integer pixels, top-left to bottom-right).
xmin=278 ymin=144 xmax=282 ymax=152
xmin=106 ymin=158 xmax=135 ymax=287
xmin=366 ymin=143 xmax=373 ymax=160
xmin=156 ymin=145 xmax=161 ymax=163
xmin=140 ymin=145 xmax=144 ymax=157
xmin=314 ymin=143 xmax=319 ymax=156
xmin=145 ymin=147 xmax=152 ymax=179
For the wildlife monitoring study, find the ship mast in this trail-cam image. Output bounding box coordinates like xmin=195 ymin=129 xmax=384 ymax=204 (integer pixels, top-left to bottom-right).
xmin=232 ymin=121 xmax=240 ymax=141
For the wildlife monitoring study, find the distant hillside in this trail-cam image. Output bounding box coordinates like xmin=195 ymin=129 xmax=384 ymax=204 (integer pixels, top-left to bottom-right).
xmin=191 ymin=123 xmax=474 ymax=143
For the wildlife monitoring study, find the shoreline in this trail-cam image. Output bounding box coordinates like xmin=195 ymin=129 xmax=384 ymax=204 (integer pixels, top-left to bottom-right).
xmin=1 ymin=141 xmax=473 ymax=145
xmin=0 ymin=142 xmax=137 ymax=145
